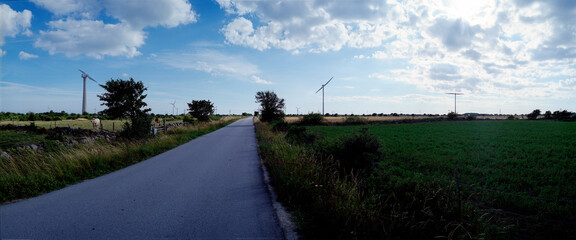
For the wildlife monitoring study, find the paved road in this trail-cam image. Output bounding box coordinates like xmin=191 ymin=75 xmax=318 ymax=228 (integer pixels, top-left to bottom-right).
xmin=0 ymin=118 xmax=284 ymax=239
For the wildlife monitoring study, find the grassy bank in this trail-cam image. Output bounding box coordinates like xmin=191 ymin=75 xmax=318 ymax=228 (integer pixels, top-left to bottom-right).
xmin=255 ymin=120 xmax=576 ymax=239
xmin=0 ymin=117 xmax=239 ymax=203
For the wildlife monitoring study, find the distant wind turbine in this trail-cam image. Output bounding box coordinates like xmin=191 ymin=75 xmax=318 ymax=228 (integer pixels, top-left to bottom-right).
xmin=446 ymin=92 xmax=463 ymax=114
xmin=170 ymin=101 xmax=176 ymax=115
xmin=79 ymin=69 xmax=98 ymax=114
xmin=315 ymin=77 xmax=333 ymax=115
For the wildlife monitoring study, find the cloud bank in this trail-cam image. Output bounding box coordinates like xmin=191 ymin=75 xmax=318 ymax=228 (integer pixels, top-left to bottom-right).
xmin=31 ymin=0 xmax=197 ymax=58
xmin=216 ymin=0 xmax=575 ymax=98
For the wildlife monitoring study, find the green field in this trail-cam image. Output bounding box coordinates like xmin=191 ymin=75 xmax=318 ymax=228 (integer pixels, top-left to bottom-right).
xmin=0 ymin=119 xmax=128 ymax=132
xmin=308 ymin=121 xmax=576 ymax=219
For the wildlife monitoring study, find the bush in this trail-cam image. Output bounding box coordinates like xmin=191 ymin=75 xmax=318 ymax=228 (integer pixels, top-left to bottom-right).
xmin=344 ymin=116 xmax=367 ymax=125
xmin=317 ymin=128 xmax=383 ymax=175
xmin=527 ymin=109 xmax=541 ymax=120
xmin=299 ymin=113 xmax=324 ymax=125
xmin=447 ymin=112 xmax=458 ymax=120
xmin=466 ymin=114 xmax=477 ymax=120
xmin=286 ymin=126 xmax=318 ymax=145
xmin=271 ymin=120 xmax=290 ymax=132
xmin=183 ymin=115 xmax=197 ymax=124
xmin=507 ymin=115 xmax=517 ymax=120
xmin=121 ymin=114 xmax=153 ymax=139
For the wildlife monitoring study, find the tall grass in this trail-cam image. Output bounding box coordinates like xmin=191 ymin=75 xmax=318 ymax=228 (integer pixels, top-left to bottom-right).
xmin=0 ymin=118 xmax=238 ymax=203
xmin=255 ymin=121 xmax=501 ymax=239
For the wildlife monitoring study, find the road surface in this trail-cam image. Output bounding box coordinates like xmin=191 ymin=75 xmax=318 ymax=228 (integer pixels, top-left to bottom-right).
xmin=1 ymin=118 xmax=284 ymax=239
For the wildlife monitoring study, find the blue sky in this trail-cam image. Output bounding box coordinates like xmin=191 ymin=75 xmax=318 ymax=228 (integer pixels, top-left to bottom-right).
xmin=0 ymin=0 xmax=574 ymax=115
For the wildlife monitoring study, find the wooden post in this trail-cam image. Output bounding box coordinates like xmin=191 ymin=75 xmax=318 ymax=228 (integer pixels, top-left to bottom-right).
xmin=163 ymin=118 xmax=167 ymax=133
xmin=113 ymin=122 xmax=115 ymax=132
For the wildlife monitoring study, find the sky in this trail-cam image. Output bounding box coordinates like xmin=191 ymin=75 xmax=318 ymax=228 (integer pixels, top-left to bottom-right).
xmin=0 ymin=0 xmax=574 ymax=115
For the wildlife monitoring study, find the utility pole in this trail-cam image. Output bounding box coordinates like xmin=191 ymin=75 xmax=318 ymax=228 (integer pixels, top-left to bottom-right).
xmin=446 ymin=92 xmax=463 ymax=113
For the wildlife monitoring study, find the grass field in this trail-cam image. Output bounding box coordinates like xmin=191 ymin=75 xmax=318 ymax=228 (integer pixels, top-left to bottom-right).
xmin=0 ymin=119 xmax=128 ymax=131
xmin=0 ymin=118 xmax=186 ymax=132
xmin=256 ymin=119 xmax=576 ymax=239
xmin=308 ymin=120 xmax=576 ymax=235
xmin=284 ymin=115 xmax=511 ymax=123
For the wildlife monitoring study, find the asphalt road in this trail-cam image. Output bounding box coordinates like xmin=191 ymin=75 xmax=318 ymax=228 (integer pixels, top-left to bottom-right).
xmin=0 ymin=118 xmax=284 ymax=239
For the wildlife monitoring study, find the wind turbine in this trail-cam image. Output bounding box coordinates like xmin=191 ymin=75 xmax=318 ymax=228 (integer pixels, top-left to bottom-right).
xmin=315 ymin=77 xmax=333 ymax=115
xmin=79 ymin=69 xmax=98 ymax=114
xmin=170 ymin=101 xmax=176 ymax=115
xmin=446 ymin=92 xmax=463 ymax=114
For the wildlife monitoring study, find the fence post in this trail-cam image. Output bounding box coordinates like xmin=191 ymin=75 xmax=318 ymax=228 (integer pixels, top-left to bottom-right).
xmin=163 ymin=118 xmax=167 ymax=133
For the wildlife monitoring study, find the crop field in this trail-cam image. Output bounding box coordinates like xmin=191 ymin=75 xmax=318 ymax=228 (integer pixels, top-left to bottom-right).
xmin=0 ymin=119 xmax=128 ymax=132
xmin=0 ymin=118 xmax=186 ymax=132
xmin=307 ymin=121 xmax=576 ymax=232
xmin=284 ymin=115 xmax=510 ymax=123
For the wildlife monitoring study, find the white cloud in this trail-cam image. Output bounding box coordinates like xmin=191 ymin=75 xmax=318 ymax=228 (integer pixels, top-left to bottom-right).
xmin=102 ymin=0 xmax=197 ymax=28
xmin=30 ymin=0 xmax=197 ymax=58
xmin=0 ymin=4 xmax=32 ymax=46
xmin=18 ymin=51 xmax=39 ymax=60
xmin=0 ymin=49 xmax=6 ymax=57
xmin=219 ymin=0 xmax=391 ymax=52
xmin=251 ymin=76 xmax=273 ymax=85
xmin=30 ymin=0 xmax=100 ymax=17
xmin=35 ymin=19 xmax=145 ymax=59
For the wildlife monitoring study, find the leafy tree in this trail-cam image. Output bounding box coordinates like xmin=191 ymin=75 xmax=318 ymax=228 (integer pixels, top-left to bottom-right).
xmin=447 ymin=112 xmax=457 ymax=120
xmin=255 ymin=91 xmax=285 ymax=122
xmin=98 ymin=78 xmax=150 ymax=119
xmin=98 ymin=78 xmax=152 ymax=139
xmin=544 ymin=110 xmax=552 ymax=119
xmin=527 ymin=109 xmax=541 ymax=120
xmin=187 ymin=100 xmax=215 ymax=122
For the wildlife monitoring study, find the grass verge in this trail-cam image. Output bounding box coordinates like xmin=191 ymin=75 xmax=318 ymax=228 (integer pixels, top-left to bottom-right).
xmin=0 ymin=118 xmax=238 ymax=203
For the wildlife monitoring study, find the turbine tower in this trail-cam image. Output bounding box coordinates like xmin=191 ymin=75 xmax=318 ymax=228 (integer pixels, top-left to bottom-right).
xmin=446 ymin=92 xmax=463 ymax=113
xmin=315 ymin=77 xmax=333 ymax=115
xmin=170 ymin=101 xmax=176 ymax=115
xmin=79 ymin=69 xmax=98 ymax=114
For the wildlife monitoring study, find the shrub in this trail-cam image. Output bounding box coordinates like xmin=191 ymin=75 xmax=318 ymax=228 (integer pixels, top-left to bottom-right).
xmin=121 ymin=113 xmax=153 ymax=139
xmin=527 ymin=109 xmax=541 ymax=120
xmin=447 ymin=112 xmax=458 ymax=120
xmin=507 ymin=115 xmax=517 ymax=120
xmin=286 ymin=126 xmax=318 ymax=145
xmin=299 ymin=113 xmax=324 ymax=125
xmin=183 ymin=115 xmax=197 ymax=124
xmin=344 ymin=116 xmax=367 ymax=125
xmin=318 ymin=128 xmax=383 ymax=175
xmin=271 ymin=120 xmax=290 ymax=132
xmin=466 ymin=114 xmax=477 ymax=120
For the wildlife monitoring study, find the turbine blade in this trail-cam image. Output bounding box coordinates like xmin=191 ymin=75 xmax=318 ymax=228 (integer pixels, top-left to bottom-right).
xmin=78 ymin=69 xmax=86 ymax=74
xmin=324 ymin=77 xmax=333 ymax=86
xmin=315 ymin=86 xmax=323 ymax=93
xmin=87 ymin=76 xmax=97 ymax=83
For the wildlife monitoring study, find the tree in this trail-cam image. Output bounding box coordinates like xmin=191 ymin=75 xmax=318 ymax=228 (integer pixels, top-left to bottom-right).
xmin=98 ymin=78 xmax=152 ymax=139
xmin=255 ymin=91 xmax=285 ymax=122
xmin=544 ymin=110 xmax=552 ymax=119
xmin=187 ymin=100 xmax=215 ymax=122
xmin=527 ymin=109 xmax=541 ymax=120
xmin=98 ymin=78 xmax=150 ymax=119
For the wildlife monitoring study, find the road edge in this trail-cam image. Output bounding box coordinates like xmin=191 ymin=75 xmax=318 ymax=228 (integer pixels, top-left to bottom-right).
xmin=259 ymin=160 xmax=299 ymax=240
